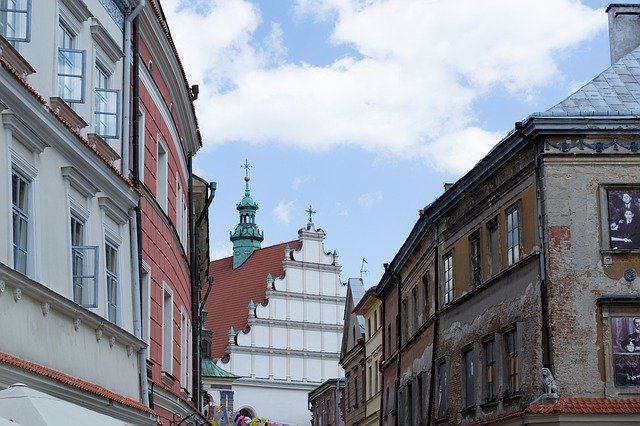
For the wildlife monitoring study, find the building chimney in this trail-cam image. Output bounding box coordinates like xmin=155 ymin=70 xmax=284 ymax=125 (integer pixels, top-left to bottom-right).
xmin=606 ymin=4 xmax=640 ymax=64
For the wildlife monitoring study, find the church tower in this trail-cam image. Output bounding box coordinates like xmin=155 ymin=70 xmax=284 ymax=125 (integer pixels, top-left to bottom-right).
xmin=230 ymin=161 xmax=264 ymax=269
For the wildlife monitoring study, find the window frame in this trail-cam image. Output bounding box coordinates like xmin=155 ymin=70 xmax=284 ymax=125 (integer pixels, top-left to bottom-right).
xmin=93 ymin=63 xmax=120 ymax=139
xmin=70 ymin=213 xmax=98 ymax=308
xmin=482 ymin=336 xmax=497 ymax=403
xmin=57 ymin=20 xmax=86 ymax=103
xmin=486 ymin=217 xmax=500 ymax=276
xmin=11 ymin=170 xmax=29 ymax=275
xmin=469 ymin=230 xmax=481 ymax=288
xmin=435 ymin=357 xmax=448 ymax=420
xmin=503 ymin=325 xmax=520 ymax=396
xmin=462 ymin=344 xmax=476 ymax=408
xmin=443 ymin=251 xmax=454 ymax=305
xmin=506 ymin=204 xmax=521 ymax=266
xmin=156 ymin=137 xmax=168 ymax=212
xmin=0 ymin=0 xmax=31 ymax=43
xmin=162 ymin=283 xmax=174 ymax=374
xmin=105 ymin=239 xmax=118 ymax=323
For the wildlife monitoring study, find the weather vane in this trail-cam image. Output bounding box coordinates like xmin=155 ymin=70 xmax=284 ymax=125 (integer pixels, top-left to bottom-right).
xmin=241 ymin=159 xmax=253 ymax=178
xmin=306 ymin=205 xmax=316 ymax=223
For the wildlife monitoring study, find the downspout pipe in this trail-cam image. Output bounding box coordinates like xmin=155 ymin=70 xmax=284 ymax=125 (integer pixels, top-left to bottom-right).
xmin=130 ymin=4 xmax=149 ymax=407
xmin=426 ymin=217 xmax=439 ymax=426
xmin=121 ymin=0 xmax=145 ymax=176
xmin=516 ymin=121 xmax=552 ymax=369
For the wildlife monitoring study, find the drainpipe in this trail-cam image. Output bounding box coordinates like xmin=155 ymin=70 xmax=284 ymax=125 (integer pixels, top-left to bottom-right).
xmin=516 ymin=121 xmax=552 ymax=369
xmin=121 ymin=0 xmax=145 ymax=176
xmin=125 ymin=0 xmax=148 ymax=407
xmin=426 ymin=217 xmax=439 ymax=426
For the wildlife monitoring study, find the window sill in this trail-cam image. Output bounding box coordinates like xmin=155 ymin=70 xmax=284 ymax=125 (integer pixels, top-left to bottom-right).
xmin=435 ymin=414 xmax=449 ymax=423
xmin=0 ymin=35 xmax=35 ymax=78
xmin=50 ymin=97 xmax=88 ymax=132
xmin=502 ymin=392 xmax=521 ymax=404
xmin=161 ymin=371 xmax=176 ymax=388
xmin=480 ymin=399 xmax=499 ymax=410
xmin=460 ymin=405 xmax=476 ymax=416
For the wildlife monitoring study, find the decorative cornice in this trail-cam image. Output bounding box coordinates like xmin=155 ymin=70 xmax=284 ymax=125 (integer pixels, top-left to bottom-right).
xmin=59 ymin=0 xmax=92 ymax=23
xmin=1 ymin=110 xmax=48 ymax=153
xmin=61 ymin=166 xmax=100 ymax=198
xmin=544 ymin=138 xmax=640 ymax=154
xmin=90 ymin=18 xmax=124 ymax=63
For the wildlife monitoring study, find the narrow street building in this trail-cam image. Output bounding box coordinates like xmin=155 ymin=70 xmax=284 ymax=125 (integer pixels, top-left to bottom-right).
xmin=377 ymin=4 xmax=640 ymax=424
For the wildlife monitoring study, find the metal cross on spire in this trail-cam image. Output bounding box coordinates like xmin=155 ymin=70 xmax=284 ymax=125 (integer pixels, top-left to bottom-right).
xmin=306 ymin=205 xmax=316 ymax=223
xmin=241 ymin=159 xmax=253 ymax=178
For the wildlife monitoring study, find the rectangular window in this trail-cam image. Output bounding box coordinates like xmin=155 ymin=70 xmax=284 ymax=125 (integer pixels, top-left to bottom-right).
xmin=417 ymin=372 xmax=423 ymax=424
xmin=94 ymin=64 xmax=119 ymax=138
xmin=487 ymin=218 xmax=500 ymax=276
xmin=180 ymin=309 xmax=188 ymax=388
xmin=463 ymin=347 xmax=476 ymax=408
xmin=0 ymin=0 xmax=31 ymax=43
xmin=367 ymin=317 xmax=372 ymax=339
xmin=58 ymin=22 xmax=85 ymax=103
xmin=162 ymin=286 xmax=173 ymax=373
xmin=436 ymin=360 xmax=447 ymax=419
xmin=157 ymin=140 xmax=168 ymax=212
xmin=353 ymin=373 xmax=358 ymax=407
xmin=506 ymin=205 xmax=521 ymax=265
xmin=12 ymin=171 xmax=29 ymax=274
xmin=443 ymin=252 xmax=454 ymax=305
xmin=422 ymin=273 xmax=429 ymax=318
xmin=141 ymin=265 xmax=151 ymax=345
xmin=505 ymin=328 xmax=519 ymax=395
xmin=470 ymin=231 xmax=481 ymax=288
xmin=411 ymin=286 xmax=418 ymax=333
xmin=105 ymin=241 xmax=118 ymax=323
xmin=387 ymin=323 xmax=392 ymax=354
xmin=361 ymin=370 xmax=366 ymax=403
xmin=483 ymin=338 xmax=496 ymax=402
xmin=407 ymin=380 xmax=413 ymax=425
xmin=368 ymin=365 xmax=372 ymax=398
xmin=374 ymin=309 xmax=378 ymax=331
xmin=71 ymin=215 xmax=98 ymax=307
xmin=401 ymin=297 xmax=408 ymax=343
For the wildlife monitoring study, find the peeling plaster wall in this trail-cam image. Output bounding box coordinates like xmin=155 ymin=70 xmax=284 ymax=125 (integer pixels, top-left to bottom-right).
xmin=542 ymin=141 xmax=640 ymax=397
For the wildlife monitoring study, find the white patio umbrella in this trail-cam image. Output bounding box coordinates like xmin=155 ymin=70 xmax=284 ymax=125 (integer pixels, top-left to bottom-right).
xmin=0 ymin=383 xmax=130 ymax=426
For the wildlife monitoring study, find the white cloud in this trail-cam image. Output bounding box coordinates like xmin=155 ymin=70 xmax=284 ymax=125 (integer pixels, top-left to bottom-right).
xmin=164 ymin=0 xmax=605 ymax=175
xmin=211 ymin=241 xmax=233 ymax=260
xmin=358 ymin=191 xmax=383 ymax=209
xmin=273 ymin=201 xmax=295 ymax=224
xmin=292 ymin=176 xmax=311 ymax=190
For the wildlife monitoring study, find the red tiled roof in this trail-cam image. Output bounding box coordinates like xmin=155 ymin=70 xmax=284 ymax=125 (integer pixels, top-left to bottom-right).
xmin=0 ymin=351 xmax=155 ymax=415
xmin=526 ymin=395 xmax=640 ymax=415
xmin=204 ymin=240 xmax=301 ymax=359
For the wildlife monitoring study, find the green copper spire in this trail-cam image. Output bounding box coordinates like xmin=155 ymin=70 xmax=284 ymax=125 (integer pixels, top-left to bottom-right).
xmin=230 ymin=160 xmax=264 ymax=269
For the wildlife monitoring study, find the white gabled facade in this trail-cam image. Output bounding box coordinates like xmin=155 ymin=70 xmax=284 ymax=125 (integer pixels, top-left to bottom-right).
xmin=223 ymin=222 xmax=347 ymax=425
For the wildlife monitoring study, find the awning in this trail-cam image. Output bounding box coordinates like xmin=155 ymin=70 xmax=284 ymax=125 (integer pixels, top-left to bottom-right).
xmin=0 ymin=383 xmax=132 ymax=426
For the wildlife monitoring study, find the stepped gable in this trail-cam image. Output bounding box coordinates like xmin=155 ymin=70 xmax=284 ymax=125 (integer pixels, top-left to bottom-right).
xmin=205 ymin=239 xmax=301 ymax=359
xmin=539 ymin=46 xmax=640 ymax=117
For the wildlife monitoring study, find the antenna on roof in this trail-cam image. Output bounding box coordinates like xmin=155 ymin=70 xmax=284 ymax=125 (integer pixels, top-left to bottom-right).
xmin=360 ymin=258 xmax=369 ymax=281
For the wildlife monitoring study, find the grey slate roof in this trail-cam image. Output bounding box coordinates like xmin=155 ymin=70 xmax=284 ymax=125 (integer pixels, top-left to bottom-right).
xmin=539 ymin=45 xmax=640 ymax=117
xmin=348 ymin=278 xmax=366 ymax=331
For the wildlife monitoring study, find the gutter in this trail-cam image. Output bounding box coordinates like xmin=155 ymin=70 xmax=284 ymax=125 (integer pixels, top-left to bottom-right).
xmin=121 ymin=0 xmax=146 ymax=176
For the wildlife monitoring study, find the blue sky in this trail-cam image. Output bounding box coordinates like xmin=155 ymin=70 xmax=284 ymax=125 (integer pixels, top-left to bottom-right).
xmin=163 ymin=0 xmax=630 ymax=286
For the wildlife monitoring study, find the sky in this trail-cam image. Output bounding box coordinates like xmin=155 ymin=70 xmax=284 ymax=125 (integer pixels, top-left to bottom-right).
xmin=161 ymin=0 xmax=627 ymax=286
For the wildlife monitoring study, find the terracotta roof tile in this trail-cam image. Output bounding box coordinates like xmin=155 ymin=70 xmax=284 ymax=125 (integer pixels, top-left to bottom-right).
xmin=204 ymin=240 xmax=300 ymax=359
xmin=0 ymin=351 xmax=155 ymax=415
xmin=526 ymin=396 xmax=640 ymax=415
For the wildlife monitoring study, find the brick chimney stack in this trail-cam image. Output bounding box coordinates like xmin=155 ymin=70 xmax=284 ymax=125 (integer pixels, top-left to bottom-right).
xmin=607 ymin=4 xmax=640 ymax=64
